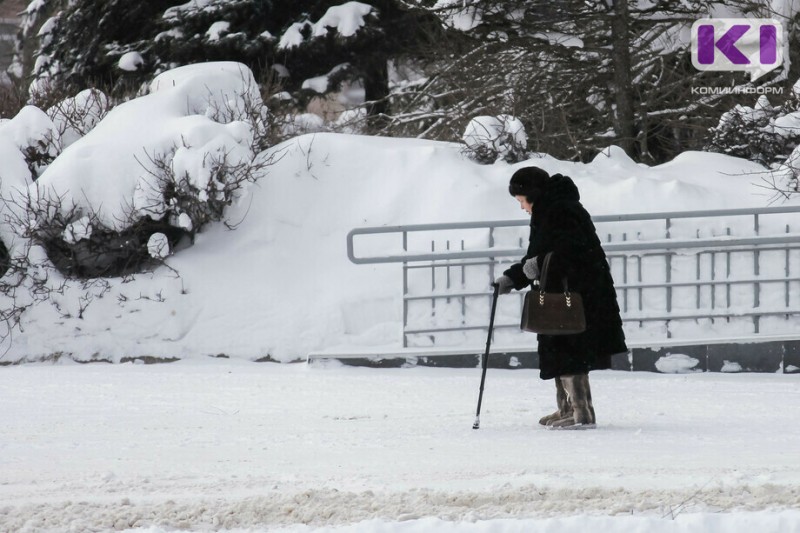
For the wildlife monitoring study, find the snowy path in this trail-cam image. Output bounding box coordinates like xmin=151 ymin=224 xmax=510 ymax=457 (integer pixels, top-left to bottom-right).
xmin=1 ymin=360 xmax=799 ymax=532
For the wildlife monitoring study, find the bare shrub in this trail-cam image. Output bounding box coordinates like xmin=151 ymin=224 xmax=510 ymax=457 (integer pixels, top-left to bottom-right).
xmin=462 ymin=115 xmax=528 ymax=164
xmin=46 ymin=88 xmax=111 ymax=148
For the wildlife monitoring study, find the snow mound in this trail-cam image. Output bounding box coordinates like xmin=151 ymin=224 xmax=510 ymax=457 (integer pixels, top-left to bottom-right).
xmin=721 ymin=360 xmax=743 ymax=373
xmin=4 ymin=488 xmax=800 ymax=531
xmin=33 ymin=62 xmax=261 ymax=232
xmin=655 ymin=353 xmax=702 ymax=373
xmin=118 ymin=51 xmax=144 ymax=72
xmin=147 ymin=233 xmax=170 ymax=259
xmin=463 ymin=115 xmax=527 ymax=163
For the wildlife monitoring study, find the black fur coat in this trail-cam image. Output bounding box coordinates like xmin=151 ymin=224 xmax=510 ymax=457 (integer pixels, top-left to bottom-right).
xmin=504 ymin=173 xmax=628 ymax=379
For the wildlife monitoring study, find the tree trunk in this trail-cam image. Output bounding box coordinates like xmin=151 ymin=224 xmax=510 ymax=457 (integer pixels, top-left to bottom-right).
xmin=363 ymin=58 xmax=389 ymax=131
xmin=610 ymin=0 xmax=636 ymax=157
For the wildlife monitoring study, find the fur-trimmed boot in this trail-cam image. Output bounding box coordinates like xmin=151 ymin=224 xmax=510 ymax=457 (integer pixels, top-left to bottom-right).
xmin=583 ymin=373 xmax=596 ymax=425
xmin=538 ymin=377 xmax=572 ymax=426
xmin=550 ymin=374 xmax=596 ymax=430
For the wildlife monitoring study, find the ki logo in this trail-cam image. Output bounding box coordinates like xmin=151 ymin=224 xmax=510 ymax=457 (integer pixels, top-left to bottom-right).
xmin=691 ymin=19 xmax=783 ymax=82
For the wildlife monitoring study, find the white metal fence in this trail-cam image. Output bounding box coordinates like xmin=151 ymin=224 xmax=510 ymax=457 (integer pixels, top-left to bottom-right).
xmin=347 ymin=206 xmax=800 ymax=348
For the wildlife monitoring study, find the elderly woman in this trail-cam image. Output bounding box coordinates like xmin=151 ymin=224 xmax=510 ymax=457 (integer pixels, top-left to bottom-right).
xmin=495 ymin=167 xmax=627 ymax=429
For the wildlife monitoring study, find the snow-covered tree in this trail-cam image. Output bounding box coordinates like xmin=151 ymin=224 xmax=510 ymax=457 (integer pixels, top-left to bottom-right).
xmin=394 ymin=0 xmax=796 ymax=163
xmin=706 ymin=94 xmax=799 ymax=167
xmin=17 ymin=0 xmax=440 ymax=137
xmin=150 ymin=0 xmax=284 ymax=81
xmin=14 ymin=0 xmax=800 ymax=164
xmin=708 ymin=80 xmax=800 ymax=198
xmin=274 ymin=1 xmax=442 ymax=128
xmin=28 ymin=0 xmax=181 ymax=97
xmin=22 ymin=0 xmax=294 ymax=97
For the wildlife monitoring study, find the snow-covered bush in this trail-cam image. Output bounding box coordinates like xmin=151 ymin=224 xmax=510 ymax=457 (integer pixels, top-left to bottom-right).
xmin=140 ymin=138 xmax=268 ymax=238
xmin=332 ymin=107 xmax=368 ymax=134
xmin=707 ymin=80 xmax=800 ymax=199
xmin=0 ymin=103 xmax=64 ymax=338
xmin=462 ymin=115 xmax=527 ymax=164
xmin=787 ymin=147 xmax=800 ymax=193
xmin=46 ymin=88 xmax=110 ymax=149
xmin=281 ymin=113 xmax=327 ymax=138
xmin=17 ymin=62 xmax=273 ymax=278
xmin=705 ymin=96 xmax=790 ymax=167
xmin=766 ymin=144 xmax=800 ymax=199
xmin=0 ymin=105 xmax=60 ymax=180
xmin=12 ymin=194 xmax=144 ymax=278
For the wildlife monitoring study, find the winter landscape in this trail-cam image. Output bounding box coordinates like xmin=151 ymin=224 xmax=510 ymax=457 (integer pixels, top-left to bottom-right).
xmin=2 ymin=0 xmax=800 ymax=532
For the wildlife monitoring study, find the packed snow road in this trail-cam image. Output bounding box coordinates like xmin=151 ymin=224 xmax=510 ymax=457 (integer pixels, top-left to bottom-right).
xmin=0 ymin=359 xmax=798 ymax=532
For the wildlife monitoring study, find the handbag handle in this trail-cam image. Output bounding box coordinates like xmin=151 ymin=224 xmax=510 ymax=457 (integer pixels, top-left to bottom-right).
xmin=539 ymin=252 xmax=570 ymax=293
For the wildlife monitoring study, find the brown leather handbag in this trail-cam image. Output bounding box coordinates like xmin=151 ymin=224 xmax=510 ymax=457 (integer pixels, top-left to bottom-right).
xmin=520 ymin=252 xmax=586 ymax=335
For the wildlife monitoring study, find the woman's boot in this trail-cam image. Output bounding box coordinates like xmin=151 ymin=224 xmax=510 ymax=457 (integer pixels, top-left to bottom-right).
xmin=582 ymin=374 xmax=596 ymax=425
xmin=538 ymin=377 xmax=572 ymax=426
xmin=550 ymin=374 xmax=596 ymax=429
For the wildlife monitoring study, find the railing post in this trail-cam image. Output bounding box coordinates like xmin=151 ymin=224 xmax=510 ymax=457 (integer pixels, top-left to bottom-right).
xmin=446 ymin=240 xmax=452 ymax=304
xmin=726 ymin=227 xmax=732 ymax=315
xmin=754 ymin=214 xmax=760 ymax=333
xmin=402 ymin=230 xmax=408 ymax=348
xmin=622 ymin=234 xmax=629 ymax=313
xmin=695 ymin=230 xmax=701 ymax=311
xmin=711 ymin=251 xmax=716 ymax=310
xmin=666 ymin=251 xmax=673 ymax=339
xmin=430 ymin=240 xmax=436 ymax=345
xmin=637 ymin=255 xmax=643 ymax=318
xmin=461 ymin=240 xmax=466 ymax=324
xmin=787 ymin=224 xmax=791 ymax=309
xmin=665 ymin=218 xmax=673 ymax=338
xmin=488 ymin=225 xmax=496 ymax=343
xmin=488 ymin=225 xmax=496 ymax=284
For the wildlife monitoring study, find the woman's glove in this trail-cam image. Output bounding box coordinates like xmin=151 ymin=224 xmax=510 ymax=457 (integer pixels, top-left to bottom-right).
xmin=522 ymin=259 xmax=539 ymax=280
xmin=494 ymin=275 xmax=515 ymax=295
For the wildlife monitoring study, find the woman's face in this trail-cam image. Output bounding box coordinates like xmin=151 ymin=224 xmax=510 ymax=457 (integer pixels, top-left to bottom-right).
xmin=514 ymin=194 xmax=533 ymax=215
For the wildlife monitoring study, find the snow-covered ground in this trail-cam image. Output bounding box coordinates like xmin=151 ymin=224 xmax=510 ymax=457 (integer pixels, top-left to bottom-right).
xmin=1 ymin=360 xmax=799 ymax=532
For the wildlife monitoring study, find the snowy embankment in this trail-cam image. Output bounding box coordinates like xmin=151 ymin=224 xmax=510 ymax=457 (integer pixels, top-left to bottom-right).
xmin=0 ymin=361 xmax=799 ymax=531
xmin=1 ymin=61 xmax=798 ymax=363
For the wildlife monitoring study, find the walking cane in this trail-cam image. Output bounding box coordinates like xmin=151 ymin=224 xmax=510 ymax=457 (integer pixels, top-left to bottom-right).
xmin=473 ymin=282 xmax=500 ymax=430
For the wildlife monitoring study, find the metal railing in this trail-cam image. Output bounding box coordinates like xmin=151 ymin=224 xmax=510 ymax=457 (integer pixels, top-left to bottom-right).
xmin=347 ymin=206 xmax=800 ymax=347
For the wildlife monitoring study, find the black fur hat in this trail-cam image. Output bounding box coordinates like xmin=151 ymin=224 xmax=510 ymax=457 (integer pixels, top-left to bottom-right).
xmin=508 ymin=166 xmax=549 ymax=203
